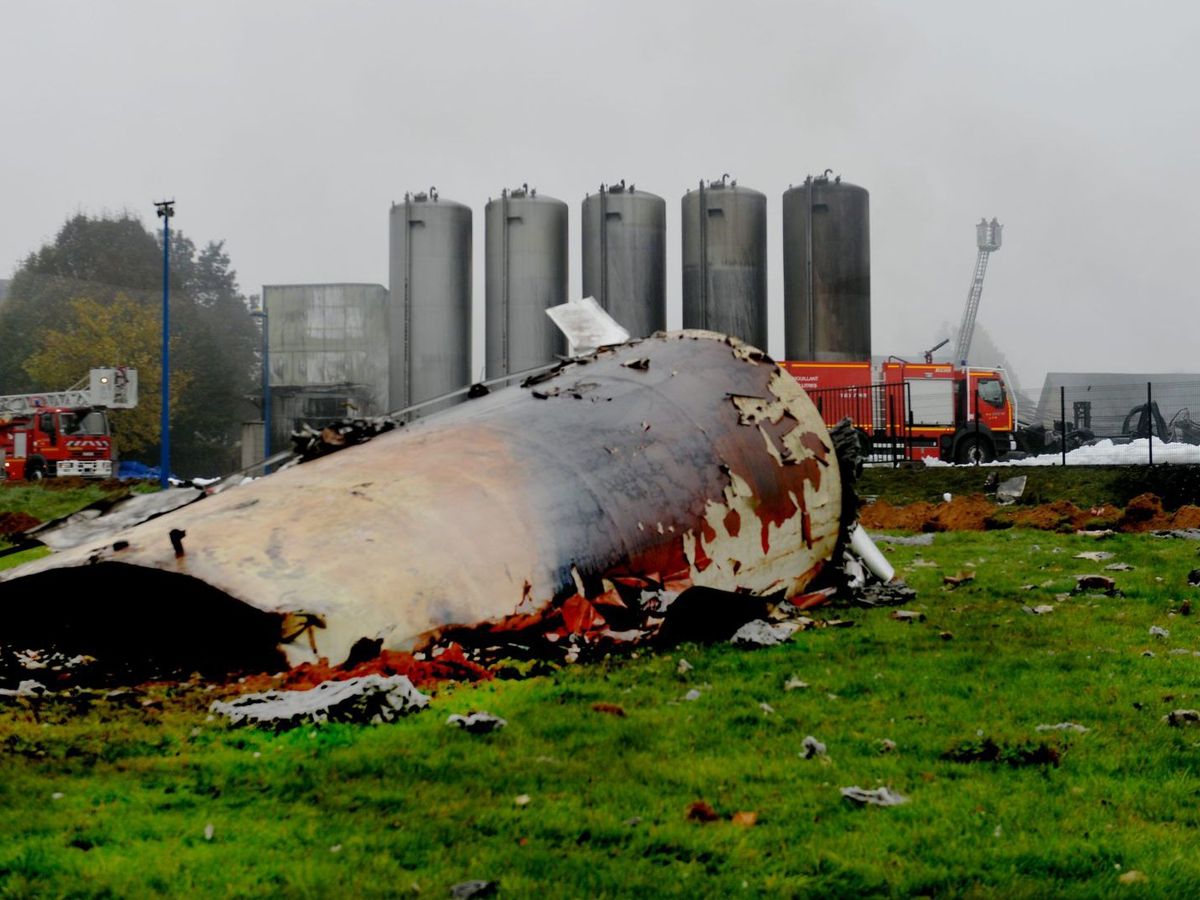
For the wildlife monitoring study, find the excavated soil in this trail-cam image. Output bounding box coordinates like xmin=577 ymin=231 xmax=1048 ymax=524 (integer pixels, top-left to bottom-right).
xmin=860 ymin=492 xmax=1200 ymax=534
xmin=0 ymin=511 xmax=41 ymax=537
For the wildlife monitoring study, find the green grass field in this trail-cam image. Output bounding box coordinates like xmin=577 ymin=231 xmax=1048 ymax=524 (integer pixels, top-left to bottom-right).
xmin=3 ymin=525 xmax=1200 ymax=896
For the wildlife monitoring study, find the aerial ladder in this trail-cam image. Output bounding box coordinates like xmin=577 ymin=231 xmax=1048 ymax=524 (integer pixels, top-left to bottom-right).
xmin=0 ymin=368 xmax=138 ymax=416
xmin=953 ymin=218 xmax=1003 ymax=367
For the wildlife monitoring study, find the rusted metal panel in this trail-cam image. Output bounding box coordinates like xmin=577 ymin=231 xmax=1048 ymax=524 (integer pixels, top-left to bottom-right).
xmin=0 ymin=331 xmax=842 ymax=672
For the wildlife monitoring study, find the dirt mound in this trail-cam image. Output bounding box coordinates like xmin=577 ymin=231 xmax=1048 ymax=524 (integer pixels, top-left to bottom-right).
xmin=0 ymin=511 xmax=40 ymax=537
xmin=861 ymin=492 xmax=1197 ymax=535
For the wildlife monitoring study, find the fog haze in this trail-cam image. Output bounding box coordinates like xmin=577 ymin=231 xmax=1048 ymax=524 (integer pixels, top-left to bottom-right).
xmin=3 ymin=0 xmax=1197 ymax=389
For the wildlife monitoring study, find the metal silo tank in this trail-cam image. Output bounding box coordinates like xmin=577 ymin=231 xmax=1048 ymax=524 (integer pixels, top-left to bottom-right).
xmin=485 ymin=186 xmax=568 ymax=379
xmin=388 ymin=190 xmax=472 ymax=413
xmin=782 ymin=173 xmax=870 ymax=362
xmin=581 ymin=182 xmax=666 ymax=338
xmin=681 ymin=177 xmax=768 ymax=351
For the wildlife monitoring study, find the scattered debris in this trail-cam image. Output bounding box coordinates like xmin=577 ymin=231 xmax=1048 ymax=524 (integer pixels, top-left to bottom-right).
xmin=943 ymin=572 xmax=975 ymax=589
xmin=879 ymin=739 xmax=898 ymax=753
xmin=1074 ymin=551 xmax=1114 ymax=562
xmin=801 ymin=735 xmax=827 ymax=759
xmin=591 ymin=702 xmax=626 ymax=717
xmin=1150 ymin=626 xmax=1171 ymax=640
xmin=514 ymin=794 xmax=531 ymax=807
xmin=1073 ymin=574 xmax=1119 ymax=595
xmin=0 ymin=680 xmax=47 ymax=701
xmin=447 ymin=711 xmax=508 ymax=734
xmin=209 ymin=675 xmax=430 ymax=729
xmin=840 ymin=786 xmax=908 ymax=807
xmin=683 ymin=689 xmax=702 ymax=702
xmin=856 ymin=580 xmax=918 ymax=607
xmin=1036 ymin=722 xmax=1089 ymax=734
xmin=1022 ymin=605 xmax=1056 ymax=616
xmin=1182 ymin=599 xmax=1193 ymax=616
xmin=943 ymin=737 xmax=1061 ymax=767
xmin=450 ymin=880 xmax=499 ymax=899
xmin=1118 ymin=870 xmax=1146 ymax=885
xmin=730 ymin=620 xmax=799 ymax=648
xmin=1153 ymin=529 xmax=1200 ymax=541
xmin=1189 ymin=570 xmax=1200 ymax=587
xmin=730 ymin=811 xmax=758 ymax=827
xmin=872 ymin=533 xmax=934 ymax=547
xmin=1104 ymin=563 xmax=1134 ymax=572
xmin=1163 ymin=709 xmax=1200 ymax=727
xmin=759 ymin=702 xmax=775 ymax=715
xmin=676 ymin=658 xmax=694 ymax=675
xmin=995 ymin=476 xmax=1027 ymax=505
xmin=203 ymin=823 xmax=214 ymax=842
xmin=784 ymin=677 xmax=810 ymax=691
xmin=890 ymin=610 xmax=926 ymax=623
xmin=686 ymin=801 xmax=721 ymax=823
xmin=1143 ymin=651 xmax=1156 ymax=658
xmin=939 ymin=631 xmax=954 ymax=641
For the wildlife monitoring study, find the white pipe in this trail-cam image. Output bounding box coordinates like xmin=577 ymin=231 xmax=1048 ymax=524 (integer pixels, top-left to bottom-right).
xmin=849 ymin=524 xmax=895 ymax=584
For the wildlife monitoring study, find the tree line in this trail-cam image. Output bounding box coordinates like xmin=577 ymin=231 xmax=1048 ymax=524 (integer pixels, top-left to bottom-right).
xmin=0 ymin=213 xmax=261 ymax=476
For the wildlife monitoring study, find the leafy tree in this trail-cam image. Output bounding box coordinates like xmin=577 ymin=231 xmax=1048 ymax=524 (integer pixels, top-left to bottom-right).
xmin=0 ymin=213 xmax=259 ymax=474
xmin=24 ymin=295 xmax=190 ymax=454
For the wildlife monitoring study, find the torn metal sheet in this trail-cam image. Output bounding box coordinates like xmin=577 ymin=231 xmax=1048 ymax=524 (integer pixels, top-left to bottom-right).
xmin=0 ymin=331 xmax=843 ymax=675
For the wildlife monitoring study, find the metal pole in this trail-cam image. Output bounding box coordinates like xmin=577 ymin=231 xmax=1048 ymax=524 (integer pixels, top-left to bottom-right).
xmin=263 ymin=309 xmax=271 ymax=469
xmin=154 ymin=199 xmax=175 ymax=489
xmin=1148 ymin=381 xmax=1154 ymax=466
xmin=1060 ymin=385 xmax=1067 ymax=467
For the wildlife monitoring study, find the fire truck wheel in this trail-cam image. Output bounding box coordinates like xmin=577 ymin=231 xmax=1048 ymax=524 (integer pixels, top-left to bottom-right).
xmin=26 ymin=458 xmax=46 ymax=480
xmin=955 ymin=435 xmax=995 ymax=465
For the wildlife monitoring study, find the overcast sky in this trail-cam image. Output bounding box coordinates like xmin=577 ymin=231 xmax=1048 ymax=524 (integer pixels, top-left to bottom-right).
xmin=3 ymin=0 xmax=1198 ymax=390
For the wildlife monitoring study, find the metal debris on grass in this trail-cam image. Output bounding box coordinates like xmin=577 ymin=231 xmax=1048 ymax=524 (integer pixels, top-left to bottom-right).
xmin=1023 ymin=605 xmax=1056 ymax=615
xmin=1163 ymin=709 xmax=1200 ymax=727
xmin=801 ymin=735 xmax=827 ymax=758
xmin=730 ymin=619 xmax=799 ymax=648
xmin=209 ymin=675 xmax=430 ymax=729
xmin=1074 ymin=551 xmax=1114 ymax=562
xmin=840 ymin=786 xmax=908 ymax=807
xmin=890 ymin=610 xmax=926 ymax=623
xmin=1150 ymin=626 xmax=1171 ymax=639
xmin=1036 ymin=722 xmax=1090 ymax=733
xmin=447 ymin=711 xmax=508 ymax=734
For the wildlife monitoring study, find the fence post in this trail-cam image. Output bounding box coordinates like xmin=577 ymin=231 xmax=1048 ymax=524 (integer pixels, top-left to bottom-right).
xmin=1060 ymin=385 xmax=1067 ymax=467
xmin=1148 ymin=381 xmax=1154 ymax=466
xmin=887 ymin=393 xmax=896 ymax=468
xmin=973 ymin=387 xmax=981 ymax=465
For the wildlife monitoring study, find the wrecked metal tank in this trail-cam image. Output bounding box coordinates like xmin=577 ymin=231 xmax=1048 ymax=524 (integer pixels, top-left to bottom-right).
xmin=0 ymin=331 xmax=844 ymax=676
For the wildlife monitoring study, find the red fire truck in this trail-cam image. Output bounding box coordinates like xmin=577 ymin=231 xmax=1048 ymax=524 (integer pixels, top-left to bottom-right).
xmin=0 ymin=368 xmax=138 ymax=480
xmin=781 ymin=359 xmax=1017 ymax=463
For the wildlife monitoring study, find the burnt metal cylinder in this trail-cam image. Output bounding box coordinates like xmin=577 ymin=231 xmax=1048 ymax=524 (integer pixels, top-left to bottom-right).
xmin=484 ymin=187 xmax=568 ymax=379
xmin=581 ymin=183 xmax=666 ymax=338
xmin=681 ymin=179 xmax=768 ymax=350
xmin=783 ymin=175 xmax=871 ymax=361
xmin=0 ymin=332 xmax=842 ymax=671
xmin=388 ymin=191 xmax=473 ymax=413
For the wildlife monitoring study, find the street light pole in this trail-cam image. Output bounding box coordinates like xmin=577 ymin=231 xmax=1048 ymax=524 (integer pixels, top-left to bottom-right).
xmin=154 ymin=199 xmax=175 ymax=489
xmin=250 ymin=305 xmax=271 ymax=471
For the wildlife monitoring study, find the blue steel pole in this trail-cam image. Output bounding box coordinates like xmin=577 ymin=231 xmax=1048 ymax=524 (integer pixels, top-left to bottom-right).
xmin=155 ymin=200 xmax=174 ymax=489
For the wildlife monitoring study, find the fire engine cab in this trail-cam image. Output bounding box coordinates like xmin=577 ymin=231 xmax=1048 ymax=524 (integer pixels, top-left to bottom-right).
xmin=781 ymin=359 xmax=1016 ymax=464
xmin=0 ymin=368 xmax=138 ymax=480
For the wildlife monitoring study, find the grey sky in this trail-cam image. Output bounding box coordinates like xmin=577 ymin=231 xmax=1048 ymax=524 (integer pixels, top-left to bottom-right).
xmin=3 ymin=0 xmax=1198 ymax=390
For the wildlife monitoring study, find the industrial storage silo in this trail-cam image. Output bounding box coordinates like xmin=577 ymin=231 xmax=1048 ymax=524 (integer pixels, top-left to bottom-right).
xmin=581 ymin=182 xmax=666 ymax=338
xmin=388 ymin=189 xmax=472 ymax=412
xmin=485 ymin=186 xmax=568 ymax=378
xmin=681 ymin=177 xmax=768 ymax=351
xmin=782 ymin=173 xmax=870 ymax=361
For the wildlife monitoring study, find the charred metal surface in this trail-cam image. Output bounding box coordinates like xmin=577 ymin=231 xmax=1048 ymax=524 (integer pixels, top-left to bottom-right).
xmin=0 ymin=331 xmax=842 ymax=673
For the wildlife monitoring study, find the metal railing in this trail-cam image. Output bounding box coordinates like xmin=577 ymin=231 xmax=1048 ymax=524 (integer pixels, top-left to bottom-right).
xmin=806 ymin=382 xmax=913 ymax=466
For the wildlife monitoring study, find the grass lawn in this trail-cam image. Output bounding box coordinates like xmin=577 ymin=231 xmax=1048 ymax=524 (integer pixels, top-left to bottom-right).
xmin=3 ymin=527 xmax=1200 ymax=896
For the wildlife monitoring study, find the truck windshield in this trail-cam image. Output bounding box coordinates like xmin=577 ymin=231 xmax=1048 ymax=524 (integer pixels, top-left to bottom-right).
xmin=978 ymin=379 xmax=1004 ymax=407
xmin=59 ymin=410 xmax=109 ymax=436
